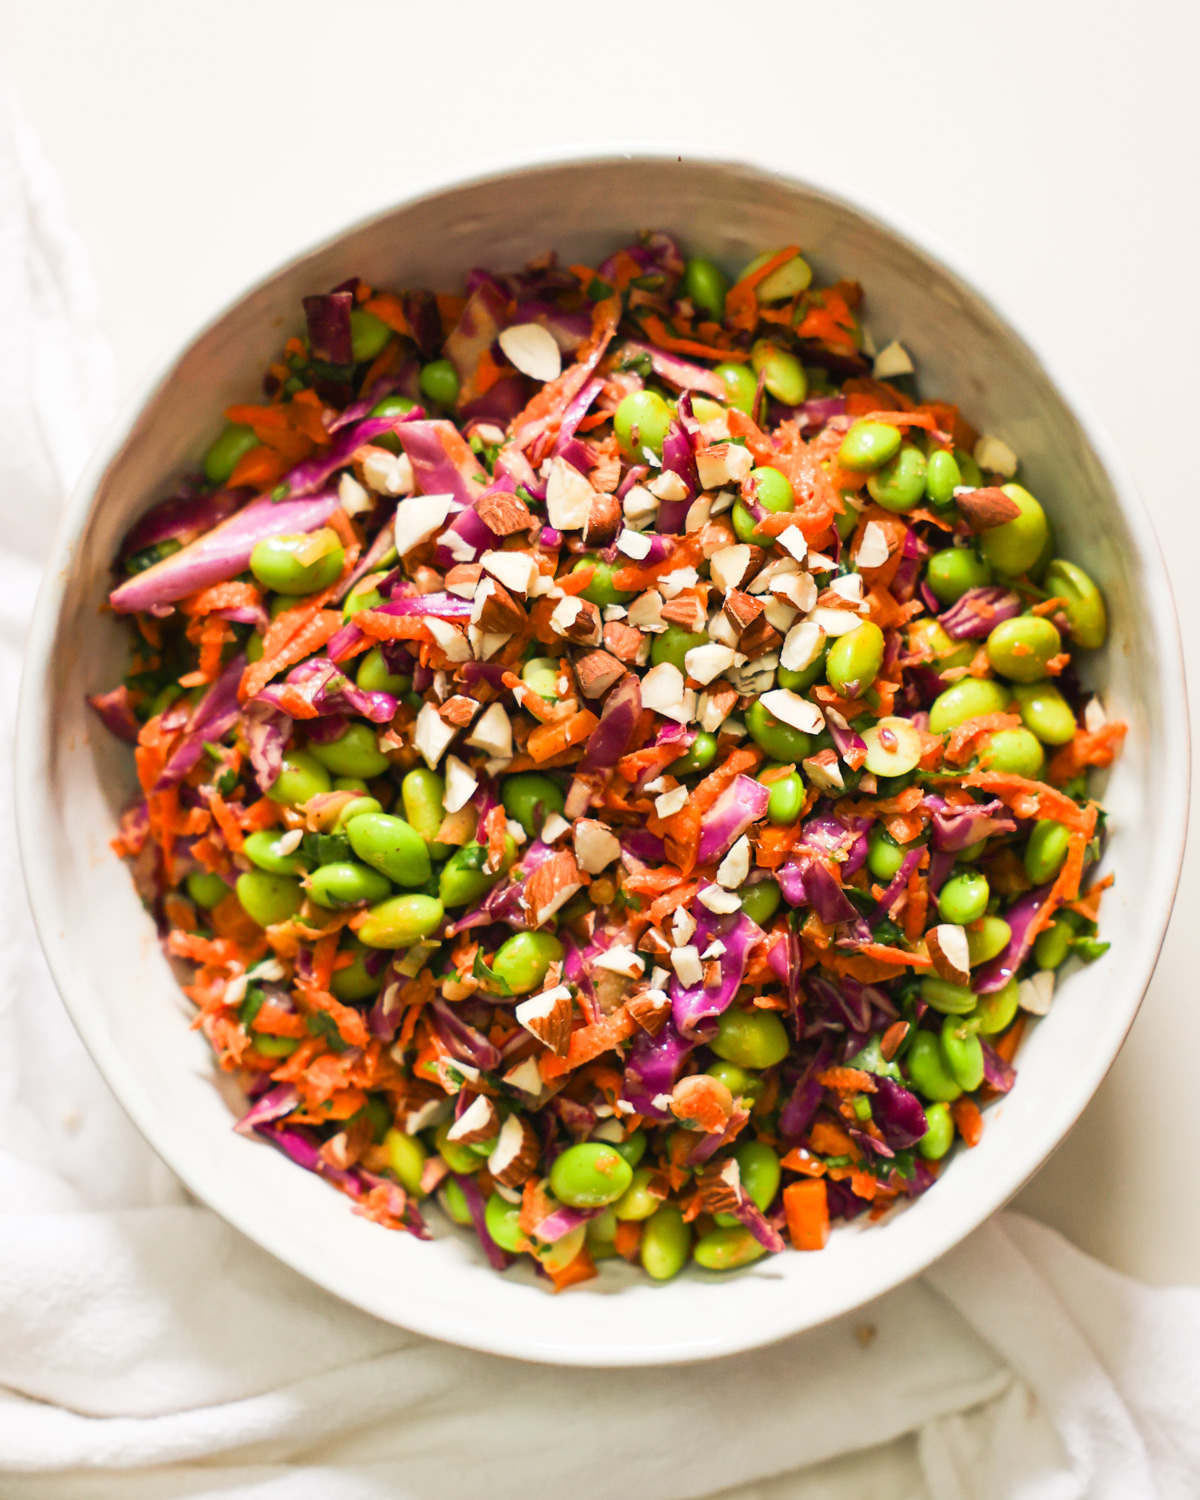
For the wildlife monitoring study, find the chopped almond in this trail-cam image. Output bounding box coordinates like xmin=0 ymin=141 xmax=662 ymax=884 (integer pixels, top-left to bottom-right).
xmin=575 ymin=650 xmax=626 ymax=700
xmin=583 ymin=491 xmax=622 ymax=547
xmin=523 ymin=850 xmax=586 ymax=927
xmin=514 ymin=984 xmax=574 ymax=1055
xmin=439 ymin=695 xmax=479 ymax=727
xmin=955 ymin=486 xmax=1022 ymax=532
xmin=627 ymin=988 xmax=671 ymax=1036
xmin=603 ymin=620 xmax=647 ymax=664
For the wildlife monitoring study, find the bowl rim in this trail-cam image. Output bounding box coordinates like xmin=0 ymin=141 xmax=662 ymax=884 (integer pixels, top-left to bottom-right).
xmin=16 ymin=141 xmax=1191 ymax=1365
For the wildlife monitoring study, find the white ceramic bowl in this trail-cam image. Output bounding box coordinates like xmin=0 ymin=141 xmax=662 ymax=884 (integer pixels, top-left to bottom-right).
xmin=16 ymin=147 xmax=1188 ymax=1366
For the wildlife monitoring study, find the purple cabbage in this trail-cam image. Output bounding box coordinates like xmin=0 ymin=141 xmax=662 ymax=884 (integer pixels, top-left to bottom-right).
xmin=778 ymin=855 xmax=857 ymax=925
xmin=657 ymin=393 xmax=701 ymax=533
xmin=868 ymin=847 xmax=924 ymax=926
xmin=622 ymin=1019 xmax=694 ymax=1120
xmin=403 ymin=290 xmax=441 ymax=358
xmin=552 ymin=377 xmax=604 ymax=459
xmin=460 ymin=376 xmax=530 ymax=428
xmin=119 ymin=486 xmax=244 ymax=561
xmin=279 ymin=414 xmax=411 ymax=500
xmin=254 ymin=656 xmax=395 ymax=724
xmin=974 ymin=882 xmax=1054 ymax=993
xmin=333 ymin=506 xmax=400 ymax=603
xmin=778 ymin=1039 xmax=835 ymax=1141
xmin=451 ymin=1173 xmax=508 ymax=1271
xmin=980 ymin=1038 xmax=1017 ymax=1093
xmin=580 ymin=671 xmax=641 ymax=772
xmin=621 ymin=829 xmax=666 ymax=866
xmin=110 ymin=494 xmax=339 ymax=614
xmin=303 ymin=291 xmax=353 ymax=364
xmin=696 ymin=774 xmax=769 ymax=864
xmin=514 ymin=299 xmax=592 ymax=353
xmin=153 ymin=653 xmax=245 ymax=790
xmin=234 ymin=1083 xmax=299 ymax=1136
xmin=87 ymin=685 xmax=140 ymax=743
xmin=445 ymin=280 xmax=509 ymax=388
xmin=732 ymin=1196 xmax=786 ymax=1253
xmin=397 ymin=419 xmax=487 ymax=505
xmin=671 ymin=910 xmax=763 ymax=1036
xmin=433 ymin=505 xmax=502 ymax=570
xmin=430 ymin=998 xmax=502 ymax=1072
xmin=531 ymin=1205 xmax=602 ymax=1244
xmin=827 ymin=717 xmax=867 ymax=765
xmin=368 ymin=973 xmax=406 ymax=1040
xmin=927 ymin=794 xmax=1017 ymax=852
xmin=621 ymin=340 xmax=726 ymax=399
xmin=243 ymin=698 xmax=291 ymax=793
xmin=870 ymin=1076 xmax=928 ymax=1150
xmin=938 ymin=586 xmax=1023 ymax=641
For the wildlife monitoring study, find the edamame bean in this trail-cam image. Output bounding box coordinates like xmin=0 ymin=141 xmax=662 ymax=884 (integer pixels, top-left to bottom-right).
xmin=926 ymin=547 xmax=994 ymax=605
xmin=955 ymin=448 xmax=984 ymax=486
xmin=928 ymin=677 xmax=1010 ymax=734
xmin=1024 ymin=820 xmax=1071 ymax=884
xmin=367 ymin=394 xmax=414 ymax=453
xmin=751 ymin=341 xmax=806 ymax=405
xmin=346 ymin=812 xmax=432 ymax=887
xmin=712 ymin=1007 xmax=790 ymax=1069
xmin=308 ymin=722 xmax=390 ymax=779
xmin=236 ymin=870 xmax=304 ymax=927
xmin=732 ymin=466 xmax=794 ymax=542
xmin=693 ymin=1226 xmax=767 ymax=1271
xmin=1034 ymin=921 xmax=1073 ymax=970
xmin=640 ymin=1203 xmax=692 ymax=1280
xmin=760 ymin=768 xmax=804 ymax=824
xmin=250 ymin=530 xmax=344 ymax=595
xmin=986 ymin=615 xmax=1062 ymax=683
xmin=940 ymin=1014 xmax=984 ymax=1091
xmin=485 ymin=1192 xmax=526 ymax=1253
xmin=673 ymin=730 xmax=718 ymax=776
xmin=1012 ymin=682 xmax=1077 ymax=745
xmin=252 ymin=1033 xmax=299 ymax=1058
xmin=612 ymin=1130 xmax=647 ymax=1168
xmin=743 ymin=250 xmax=812 ymax=301
xmin=522 ymin=656 xmax=561 ymax=699
xmin=652 ymin=623 xmax=709 ymax=672
xmin=867 ymin=443 xmax=928 ymax=512
xmin=614 ymin=1166 xmax=664 ymax=1221
xmin=684 ymin=257 xmax=728 ymax=320
xmin=330 ymin=938 xmax=386 ymax=1000
xmin=737 ymin=880 xmax=781 ymax=930
xmin=349 ymin=308 xmax=391 ymax=364
xmin=980 ymin=485 xmax=1049 ymax=577
xmin=778 ymin=645 xmax=828 ymax=693
xmin=203 ymin=423 xmax=259 ymax=484
xmin=384 ymin=1128 xmax=427 ymax=1195
xmin=706 ymin=1060 xmax=763 ymax=1105
xmin=905 ymin=1028 xmax=964 ymax=1101
xmin=335 ymin=796 xmax=383 ymax=829
xmin=402 ymin=767 xmax=451 ymax=858
xmin=307 ymin=860 xmax=392 ymax=908
xmin=358 ymin=893 xmax=444 ymax=948
xmin=439 ymin=1177 xmax=473 ymax=1226
xmin=492 ymin=931 xmax=564 ymax=994
xmin=266 ymin=749 xmax=332 ymax=807
xmin=435 ymin=1119 xmax=483 ymax=1174
xmin=242 ymin=829 xmax=312 ymax=876
xmin=343 ymin=585 xmax=383 ymax=622
xmin=967 ymin=916 xmax=1012 ymax=967
xmin=969 ymin=977 xmax=1020 ymax=1034
xmin=826 ymin=622 xmax=885 ymax=698
xmin=614 ymin=390 xmax=672 ymax=457
xmin=919 ymin=977 xmax=977 ymax=1017
xmin=746 ymin=698 xmax=814 ymax=762
xmin=439 ymin=842 xmax=506 ymax=908
xmin=357 ymin=645 xmax=409 ymax=696
xmin=925 ymin=448 xmax=962 ymax=507
xmin=729 ymin=1140 xmax=780 ymax=1215
xmin=838 ymin=420 xmax=902 ymax=473
xmin=983 ymin=727 xmax=1045 ymax=778
xmin=501 ymin=773 xmax=566 ymax=837
xmin=861 ymin=716 xmax=924 ymax=777
xmin=419 ymin=359 xmax=460 ymax=407
xmin=938 ymin=871 xmax=990 ymax=925
xmin=587 ymin=1206 xmax=619 ymax=1250
xmin=550 ymin=1142 xmax=633 ymax=1208
xmin=867 ymin=826 xmax=907 ymax=881
xmin=186 ymin=870 xmax=229 ymax=909
xmin=572 ymin=553 xmax=635 ymax=607
xmin=714 ymin=362 xmax=758 ymax=415
xmin=1043 ymin=559 xmax=1107 ymax=649
xmin=917 ymin=1102 xmax=955 ymax=1160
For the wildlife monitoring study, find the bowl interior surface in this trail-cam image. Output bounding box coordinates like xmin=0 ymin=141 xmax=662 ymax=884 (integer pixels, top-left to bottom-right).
xmin=17 ymin=151 xmax=1187 ymax=1365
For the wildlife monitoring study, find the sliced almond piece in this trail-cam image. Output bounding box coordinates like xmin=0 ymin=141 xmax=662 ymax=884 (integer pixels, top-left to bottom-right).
xmin=514 ymin=984 xmax=574 ymax=1055
xmin=445 ymin=1093 xmax=500 ymax=1145
xmin=575 ymin=650 xmax=625 ymax=700
xmin=573 ymin=818 xmax=621 ymax=874
xmin=926 ymin=924 xmax=971 ymax=986
xmin=499 ymin=322 xmax=562 ymax=382
xmin=476 ymin=489 xmax=534 ymax=536
xmin=488 ymin=1113 xmax=540 ymax=1188
xmin=627 ymin=987 xmax=671 ymax=1036
xmin=523 ymin=851 xmax=586 ymax=928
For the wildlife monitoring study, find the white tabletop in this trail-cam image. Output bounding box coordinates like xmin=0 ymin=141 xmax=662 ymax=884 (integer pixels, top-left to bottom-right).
xmin=5 ymin=0 xmax=1197 ymax=1286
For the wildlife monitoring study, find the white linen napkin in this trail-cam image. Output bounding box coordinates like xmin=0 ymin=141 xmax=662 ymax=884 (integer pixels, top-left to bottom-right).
xmin=1 ymin=83 xmax=1197 ymax=1500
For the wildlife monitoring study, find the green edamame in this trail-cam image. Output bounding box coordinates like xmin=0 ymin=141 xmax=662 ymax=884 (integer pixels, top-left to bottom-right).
xmin=711 ymin=1007 xmax=790 ymax=1069
xmin=918 ymin=1102 xmax=955 ymax=1160
xmin=349 ymin=308 xmax=391 ymax=364
xmin=986 ymin=615 xmax=1062 ymax=683
xmin=693 ymin=1226 xmax=766 ymax=1271
xmin=919 ymin=977 xmax=977 ymax=1016
xmin=925 ymin=448 xmax=962 ymax=507
xmin=419 ymin=359 xmax=460 ymax=407
xmin=439 ymin=1177 xmax=473 ymax=1226
xmin=614 ymin=390 xmax=672 ymax=457
xmin=905 ymin=1028 xmax=964 ymax=1101
xmin=265 ymin=749 xmax=331 ymax=808
xmin=203 ymin=423 xmax=258 ymax=485
xmin=307 ymin=860 xmax=392 ymax=909
xmin=938 ymin=871 xmax=990 ymax=925
xmin=522 ymin=656 xmax=560 ymax=699
xmin=732 ymin=466 xmax=794 ymax=543
xmin=867 ymin=443 xmax=928 ymax=512
xmin=738 ymin=880 xmax=781 ymax=928
xmin=826 ymin=622 xmax=885 ymax=698
xmin=491 ymin=931 xmax=564 ymax=994
xmin=357 ymin=646 xmax=409 ymax=696
xmin=967 ymin=916 xmax=1012 ymax=967
xmin=402 ymin=767 xmax=451 ymax=858
xmin=1024 ymin=820 xmax=1071 ymax=884
xmin=713 ymin=1140 xmax=780 ymax=1228
xmin=743 ymin=250 xmax=812 ymax=301
xmin=969 ymin=977 xmax=1020 ymax=1034
xmin=435 ymin=1119 xmax=483 ymax=1174
xmin=672 ymin=730 xmax=718 ymax=776
xmin=684 ymin=257 xmax=728 ymax=320
xmin=250 ymin=530 xmax=344 ymax=595
xmin=343 ymin=586 xmax=383 ymax=622
xmin=983 ymin=727 xmax=1045 ymax=778
xmin=651 ymin=623 xmax=708 ymax=672
xmin=980 ymin=485 xmax=1049 ymax=577
xmin=751 ymin=341 xmax=806 ymax=405
xmin=308 ymin=721 xmax=390 ymax=779
xmin=236 ymin=870 xmax=304 ymax=928
xmin=1012 ymin=682 xmax=1077 ymax=745
xmin=612 ymin=1130 xmax=647 ymax=1168
xmin=501 ymin=772 xmax=566 ymax=837
xmin=926 ymin=547 xmax=994 ymax=605
xmin=614 ymin=1166 xmax=664 ymax=1221
xmin=778 ymin=646 xmax=828 ymax=693
xmin=485 ymin=1192 xmax=526 ymax=1253
xmin=384 ymin=1128 xmax=427 ymax=1195
xmin=549 ymin=1142 xmax=633 ymax=1208
xmin=346 ymin=812 xmax=432 ymax=887
xmin=867 ymin=826 xmax=908 ymax=882
xmin=1034 ymin=921 xmax=1073 ymax=970
xmin=572 ymin=553 xmax=636 ymax=607
xmin=746 ymin=698 xmax=814 ymax=762
xmin=706 ymin=1060 xmax=763 ymax=1105
xmin=358 ymin=893 xmax=444 ymax=949
xmin=714 ymin=362 xmax=758 ymax=415
xmin=186 ymin=870 xmax=228 ymax=909
xmin=929 ymin=677 xmax=1010 ymax=734
xmin=940 ymin=1014 xmax=984 ymax=1092
xmin=640 ymin=1203 xmax=692 ymax=1280
xmin=1043 ymin=559 xmax=1107 ymax=649
xmin=760 ymin=768 xmax=804 ymax=824
xmin=438 ymin=840 xmax=513 ymax=908
xmin=330 ymin=938 xmax=386 ymax=1000
xmin=838 ymin=420 xmax=902 ymax=473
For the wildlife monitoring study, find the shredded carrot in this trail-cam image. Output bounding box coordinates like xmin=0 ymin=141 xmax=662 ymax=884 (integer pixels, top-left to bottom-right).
xmin=784 ymin=1180 xmax=830 ymax=1250
xmin=951 ymin=1098 xmax=984 ymax=1148
xmin=526 ymin=710 xmax=598 ymax=763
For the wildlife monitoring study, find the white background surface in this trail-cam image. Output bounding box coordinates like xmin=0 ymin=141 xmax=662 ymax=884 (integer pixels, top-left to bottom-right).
xmin=1 ymin=0 xmax=1196 ymax=1286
